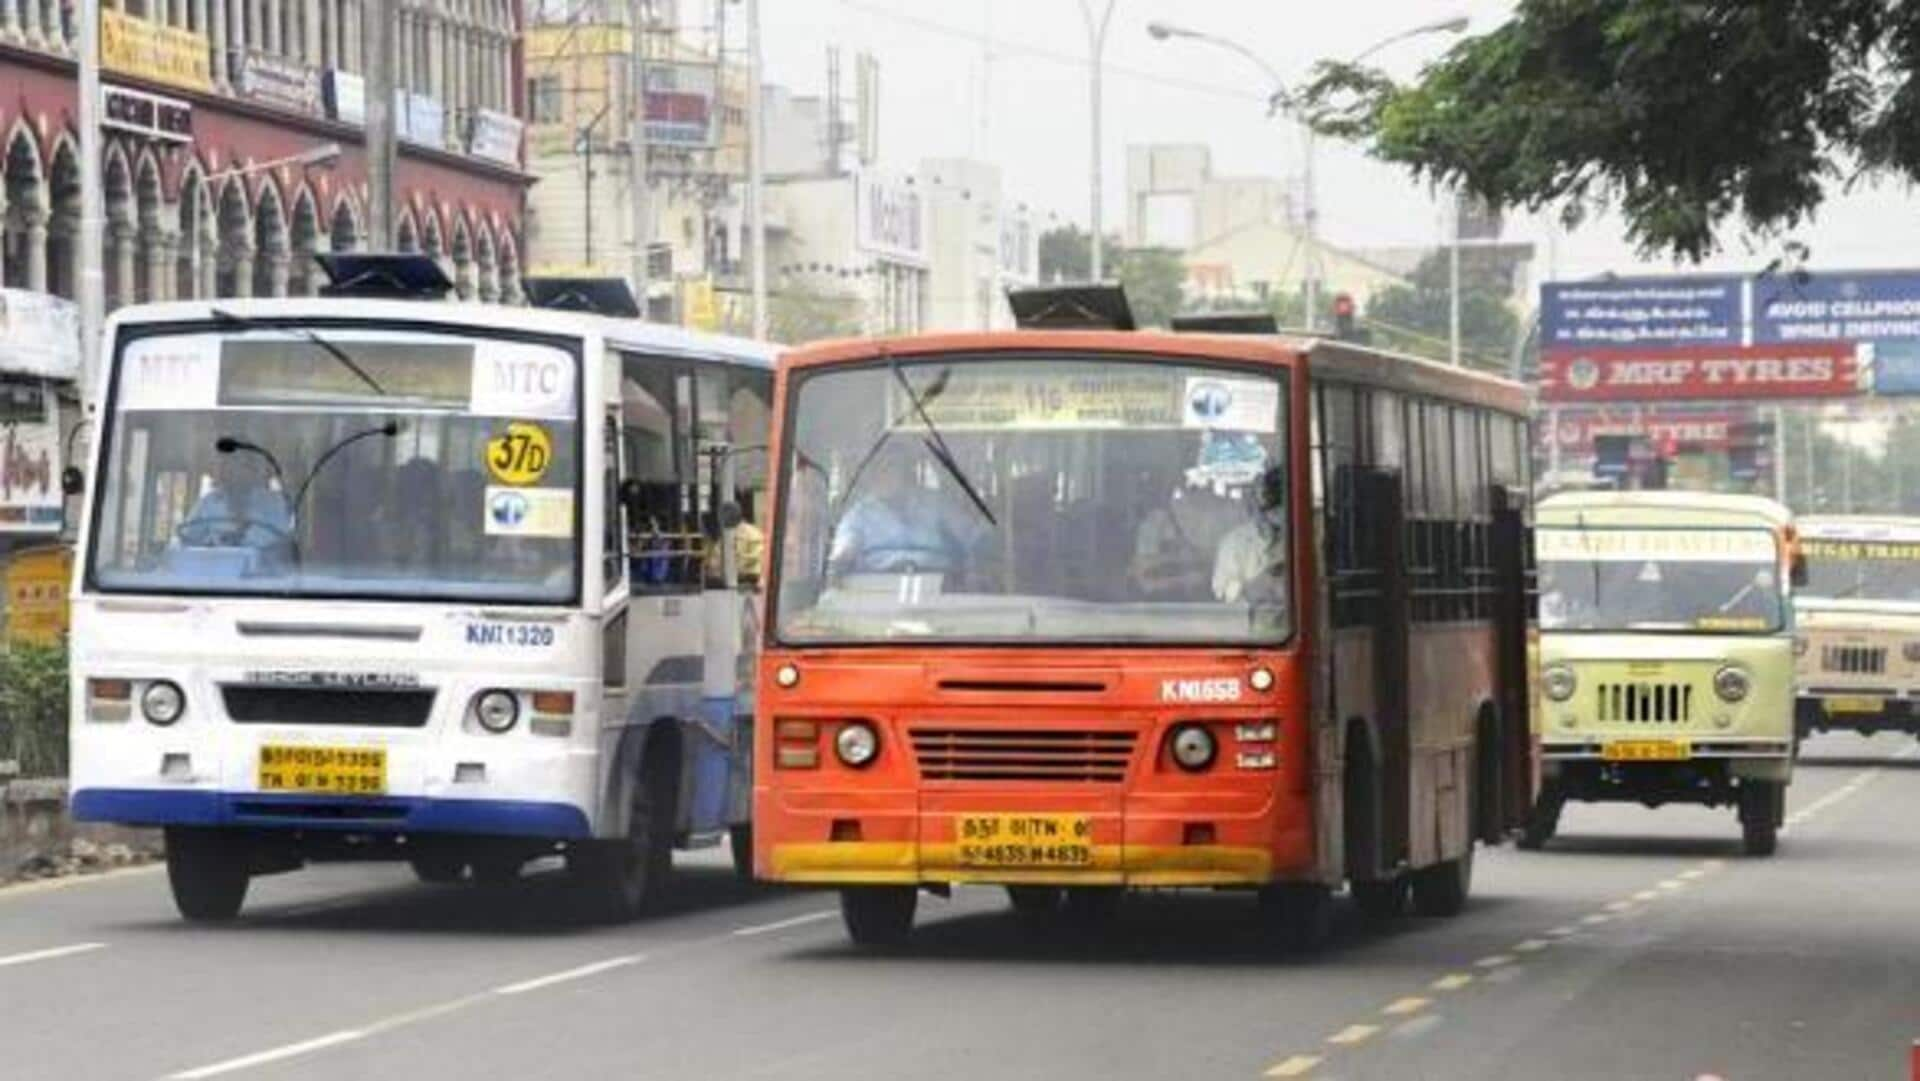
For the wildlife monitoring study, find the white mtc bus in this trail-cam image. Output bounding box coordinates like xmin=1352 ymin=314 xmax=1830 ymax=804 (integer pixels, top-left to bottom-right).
xmin=70 ymin=264 xmax=774 ymax=922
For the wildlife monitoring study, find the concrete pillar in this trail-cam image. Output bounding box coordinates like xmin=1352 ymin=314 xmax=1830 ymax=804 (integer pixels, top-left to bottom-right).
xmin=262 ymin=0 xmax=278 ymax=57
xmin=266 ymin=252 xmax=289 ymax=296
xmin=21 ymin=0 xmax=40 ymax=49
xmin=207 ymin=0 xmax=227 ymax=87
xmin=110 ymin=224 xmax=136 ymax=311
xmin=23 ymin=219 xmax=45 ymax=292
xmin=229 ymin=0 xmax=247 ymax=75
xmin=230 ymin=250 xmax=254 ymax=297
xmin=303 ymin=0 xmax=319 ymax=65
xmin=2 ymin=0 xmax=19 ymax=43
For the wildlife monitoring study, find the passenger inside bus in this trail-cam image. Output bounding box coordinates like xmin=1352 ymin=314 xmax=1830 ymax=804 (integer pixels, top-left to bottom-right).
xmin=1128 ymin=467 xmax=1245 ymax=601
xmin=1212 ymin=465 xmax=1290 ymax=605
xmin=828 ymin=443 xmax=990 ymax=580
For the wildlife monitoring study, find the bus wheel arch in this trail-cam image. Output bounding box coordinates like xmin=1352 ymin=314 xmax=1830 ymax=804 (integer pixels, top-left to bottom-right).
xmin=572 ymin=717 xmax=683 ymax=921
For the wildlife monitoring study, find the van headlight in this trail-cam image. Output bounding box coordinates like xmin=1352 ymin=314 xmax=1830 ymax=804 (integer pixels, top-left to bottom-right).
xmin=1543 ymin=665 xmax=1578 ymax=702
xmin=1713 ymin=666 xmax=1752 ymax=703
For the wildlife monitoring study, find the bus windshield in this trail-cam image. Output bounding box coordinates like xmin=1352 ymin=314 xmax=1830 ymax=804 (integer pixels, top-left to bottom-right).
xmin=773 ymin=355 xmax=1291 ymax=645
xmin=89 ymin=323 xmax=581 ymax=604
xmin=1538 ymin=526 xmax=1784 ymax=633
xmin=1800 ymin=537 xmax=1920 ymax=603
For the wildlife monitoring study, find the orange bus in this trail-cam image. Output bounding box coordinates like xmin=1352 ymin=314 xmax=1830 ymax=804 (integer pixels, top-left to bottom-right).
xmin=753 ymin=297 xmax=1537 ymax=946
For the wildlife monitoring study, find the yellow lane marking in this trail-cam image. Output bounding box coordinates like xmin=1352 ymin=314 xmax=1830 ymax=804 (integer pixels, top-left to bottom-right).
xmin=1431 ymin=973 xmax=1474 ymax=991
xmin=1657 ymin=880 xmax=1684 ymax=891
xmin=1327 ymin=1024 xmax=1380 ymax=1046
xmin=1703 ymin=859 xmax=1726 ymax=870
xmin=1546 ymin=926 xmax=1578 ymax=937
xmin=1513 ymin=939 xmax=1549 ymax=953
xmin=1678 ymin=868 xmax=1706 ymax=880
xmin=1474 ymin=954 xmax=1514 ymax=969
xmin=1581 ymin=914 xmax=1611 ymax=925
xmin=1633 ymin=890 xmax=1659 ymax=902
xmin=1264 ymin=1056 xmax=1323 ymax=1077
xmin=1382 ymin=997 xmax=1431 ymax=1016
xmin=1604 ymin=900 xmax=1634 ymax=912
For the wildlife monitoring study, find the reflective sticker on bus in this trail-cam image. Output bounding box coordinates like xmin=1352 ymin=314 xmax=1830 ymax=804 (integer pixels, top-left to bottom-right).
xmin=1161 ymin=677 xmax=1242 ymax=703
xmin=484 ymin=485 xmax=574 ymax=537
xmin=1182 ymin=376 xmax=1279 ymax=433
xmin=485 ymin=421 xmax=554 ymax=485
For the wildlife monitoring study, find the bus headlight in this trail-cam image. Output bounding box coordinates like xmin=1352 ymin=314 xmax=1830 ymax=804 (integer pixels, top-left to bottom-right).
xmin=474 ymin=689 xmax=520 ymax=733
xmin=1170 ymin=724 xmax=1217 ymax=772
xmin=1248 ymin=667 xmax=1276 ymax=692
xmin=140 ymin=680 xmax=185 ymax=726
xmin=1713 ymin=666 xmax=1752 ymax=704
xmin=833 ymin=721 xmax=879 ymax=768
xmin=1543 ymin=665 xmax=1578 ymax=703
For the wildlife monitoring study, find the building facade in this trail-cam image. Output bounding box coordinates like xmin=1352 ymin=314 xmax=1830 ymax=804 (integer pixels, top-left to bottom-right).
xmin=0 ymin=0 xmax=529 ymax=316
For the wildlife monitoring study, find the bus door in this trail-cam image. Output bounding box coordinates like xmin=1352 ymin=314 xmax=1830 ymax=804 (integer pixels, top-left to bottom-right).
xmin=601 ymin=403 xmax=632 ymax=736
xmin=1361 ymin=467 xmax=1412 ymax=874
xmin=689 ymin=367 xmax=747 ymax=836
xmin=1488 ymin=484 xmax=1535 ymax=836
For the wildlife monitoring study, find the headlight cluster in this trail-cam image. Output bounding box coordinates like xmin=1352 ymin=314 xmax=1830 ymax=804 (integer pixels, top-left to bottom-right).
xmin=1543 ymin=665 xmax=1578 ymax=702
xmin=1713 ymin=665 xmax=1752 ymax=703
xmin=140 ymin=680 xmax=185 ymax=725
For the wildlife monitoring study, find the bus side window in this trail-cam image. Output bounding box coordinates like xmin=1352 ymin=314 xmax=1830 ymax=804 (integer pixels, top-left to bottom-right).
xmin=728 ymin=366 xmax=773 ymax=589
xmin=620 ymin=353 xmax=698 ymax=593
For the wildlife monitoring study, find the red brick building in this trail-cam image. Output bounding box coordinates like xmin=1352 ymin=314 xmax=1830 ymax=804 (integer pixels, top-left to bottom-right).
xmin=0 ymin=0 xmax=529 ymax=310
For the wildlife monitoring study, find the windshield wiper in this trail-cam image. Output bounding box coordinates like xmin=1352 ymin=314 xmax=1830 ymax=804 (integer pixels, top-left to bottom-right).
xmin=889 ymin=363 xmax=997 ymax=528
xmin=209 ymin=307 xmax=388 ymax=397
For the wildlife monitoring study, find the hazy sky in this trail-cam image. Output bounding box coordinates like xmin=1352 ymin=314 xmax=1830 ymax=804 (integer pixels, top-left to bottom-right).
xmin=753 ymin=0 xmax=1920 ymax=288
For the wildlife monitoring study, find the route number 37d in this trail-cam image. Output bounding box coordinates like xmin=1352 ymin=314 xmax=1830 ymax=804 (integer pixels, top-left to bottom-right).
xmin=486 ymin=422 xmax=553 ymax=486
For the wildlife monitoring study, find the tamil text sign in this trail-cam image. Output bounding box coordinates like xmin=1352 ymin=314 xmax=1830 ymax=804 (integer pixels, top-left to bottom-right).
xmin=1541 ymin=277 xmax=1742 ymax=350
xmin=101 ymin=10 xmax=211 ymax=92
xmin=1539 ymin=343 xmax=1860 ymax=402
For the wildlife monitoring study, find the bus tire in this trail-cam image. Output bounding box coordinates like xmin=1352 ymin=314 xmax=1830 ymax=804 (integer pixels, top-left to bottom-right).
xmin=1518 ymin=782 xmax=1565 ymax=851
xmin=570 ymin=746 xmax=675 ymax=921
xmin=1409 ymin=848 xmax=1474 ymax=918
xmin=165 ymin=828 xmax=249 ymax=923
xmin=1006 ymin=885 xmax=1064 ymax=918
xmin=1739 ymin=781 xmax=1781 ymax=857
xmin=409 ymin=850 xmax=466 ymax=885
xmin=729 ymin=825 xmax=754 ymax=882
xmin=1259 ymin=883 xmax=1334 ymax=952
xmin=840 ymin=887 xmax=916 ymax=947
xmin=1350 ymin=876 xmax=1408 ymax=920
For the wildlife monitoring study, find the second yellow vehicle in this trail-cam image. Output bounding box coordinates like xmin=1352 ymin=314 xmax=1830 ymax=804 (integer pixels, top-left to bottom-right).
xmin=1525 ymin=492 xmax=1802 ymax=857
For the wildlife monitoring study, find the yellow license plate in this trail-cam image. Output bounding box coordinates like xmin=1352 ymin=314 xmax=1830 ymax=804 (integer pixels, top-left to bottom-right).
xmin=258 ymin=745 xmax=387 ymax=795
xmin=956 ymin=814 xmax=1093 ymax=868
xmin=1824 ymin=696 xmax=1886 ymax=715
xmin=1603 ymin=739 xmax=1692 ymax=762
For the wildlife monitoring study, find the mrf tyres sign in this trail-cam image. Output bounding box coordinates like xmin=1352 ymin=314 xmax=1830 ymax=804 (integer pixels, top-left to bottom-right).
xmin=1539 ymin=343 xmax=1860 ymax=403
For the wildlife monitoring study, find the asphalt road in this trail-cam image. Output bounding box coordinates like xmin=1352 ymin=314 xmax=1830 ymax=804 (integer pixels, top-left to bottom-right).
xmin=4 ymin=733 xmax=1916 ymax=1081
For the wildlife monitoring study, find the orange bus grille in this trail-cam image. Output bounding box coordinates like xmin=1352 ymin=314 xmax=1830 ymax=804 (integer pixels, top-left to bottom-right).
xmin=909 ymin=728 xmax=1138 ymax=783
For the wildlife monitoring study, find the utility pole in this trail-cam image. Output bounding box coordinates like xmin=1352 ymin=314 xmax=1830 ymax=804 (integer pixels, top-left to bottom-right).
xmin=365 ymin=0 xmax=399 ymax=249
xmin=1301 ymin=124 xmax=1318 ymax=331
xmin=630 ymin=0 xmax=651 ymax=314
xmin=77 ymin=0 xmax=104 ymax=398
xmin=1079 ymin=0 xmax=1116 ymax=282
xmin=747 ymin=0 xmax=767 ymax=339
xmin=1449 ymin=194 xmax=1463 ymax=367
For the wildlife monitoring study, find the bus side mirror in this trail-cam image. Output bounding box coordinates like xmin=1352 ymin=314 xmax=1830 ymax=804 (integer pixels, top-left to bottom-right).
xmin=1791 ymin=553 xmax=1809 ymax=589
xmin=61 ymin=467 xmax=84 ymax=496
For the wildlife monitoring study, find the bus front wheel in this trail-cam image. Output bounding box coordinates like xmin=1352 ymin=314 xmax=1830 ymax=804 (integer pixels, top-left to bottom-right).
xmin=1518 ymin=782 xmax=1565 ymax=851
xmin=1739 ymin=781 xmax=1782 ymax=857
xmin=165 ymin=828 xmax=250 ymax=923
xmin=570 ymin=751 xmax=674 ymax=921
xmin=840 ymin=886 xmax=916 ymax=948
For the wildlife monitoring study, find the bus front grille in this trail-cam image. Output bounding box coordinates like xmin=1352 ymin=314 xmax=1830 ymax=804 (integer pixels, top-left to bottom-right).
xmin=222 ymin=688 xmax=437 ymax=728
xmin=909 ymin=728 xmax=1137 ymax=783
xmin=1823 ymin=645 xmax=1887 ymax=675
xmin=1596 ymin=683 xmax=1693 ymax=725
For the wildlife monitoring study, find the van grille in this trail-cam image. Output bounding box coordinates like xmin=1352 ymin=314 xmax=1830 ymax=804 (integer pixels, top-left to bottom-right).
xmin=909 ymin=728 xmax=1137 ymax=783
xmin=1596 ymin=683 xmax=1693 ymax=725
xmin=1823 ymin=645 xmax=1887 ymax=675
xmin=222 ymin=687 xmax=436 ymax=728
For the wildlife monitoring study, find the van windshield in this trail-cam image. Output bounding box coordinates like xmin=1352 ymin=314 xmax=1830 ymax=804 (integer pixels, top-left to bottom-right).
xmin=772 ymin=355 xmax=1291 ymax=645
xmin=88 ymin=324 xmax=582 ymax=604
xmin=1537 ymin=526 xmax=1784 ymax=633
xmin=1800 ymin=538 xmax=1920 ymax=603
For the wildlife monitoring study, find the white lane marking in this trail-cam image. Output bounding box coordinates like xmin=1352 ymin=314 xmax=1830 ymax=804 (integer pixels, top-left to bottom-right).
xmin=1657 ymin=879 xmax=1684 ymax=891
xmin=1382 ymin=996 xmax=1431 ymax=1016
xmin=1679 ymin=868 xmax=1706 ymax=880
xmin=1632 ymin=890 xmax=1659 ymax=902
xmin=1580 ymin=914 xmax=1611 ymax=925
xmin=731 ymin=910 xmax=839 ymax=937
xmin=1264 ymin=1055 xmax=1323 ymax=1077
xmin=166 ymin=1031 xmax=367 ymax=1080
xmin=1546 ymin=925 xmax=1578 ymax=937
xmin=492 ymin=954 xmax=645 ymax=996
xmin=1513 ymin=939 xmax=1549 ymax=953
xmin=1431 ymin=973 xmax=1474 ymax=991
xmin=0 ymin=942 xmax=107 ymax=969
xmin=1603 ymin=900 xmax=1634 ymax=912
xmin=1474 ymin=954 xmax=1514 ymax=969
xmin=1326 ymin=1024 xmax=1380 ymax=1046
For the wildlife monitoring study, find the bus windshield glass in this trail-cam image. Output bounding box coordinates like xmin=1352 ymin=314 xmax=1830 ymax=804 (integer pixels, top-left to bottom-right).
xmin=89 ymin=324 xmax=581 ymax=604
xmin=1538 ymin=527 xmax=1784 ymax=633
xmin=773 ymin=355 xmax=1291 ymax=644
xmin=1800 ymin=537 xmax=1920 ymax=603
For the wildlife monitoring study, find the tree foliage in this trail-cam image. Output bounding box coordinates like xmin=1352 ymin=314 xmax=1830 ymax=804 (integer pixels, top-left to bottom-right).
xmin=1302 ymin=1 xmax=1910 ymax=260
xmin=0 ymin=643 xmax=68 ymax=778
xmin=1364 ymin=250 xmax=1522 ymax=371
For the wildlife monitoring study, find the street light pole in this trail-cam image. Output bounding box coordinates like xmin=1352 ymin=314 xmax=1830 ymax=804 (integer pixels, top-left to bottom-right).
xmin=1450 ymin=198 xmax=1463 ymax=366
xmin=747 ymin=0 xmax=767 ymax=340
xmin=1078 ymin=0 xmax=1117 ymax=282
xmin=77 ymin=0 xmax=104 ymax=398
xmin=365 ymin=0 xmax=399 ymax=250
xmin=630 ymin=0 xmax=651 ymax=314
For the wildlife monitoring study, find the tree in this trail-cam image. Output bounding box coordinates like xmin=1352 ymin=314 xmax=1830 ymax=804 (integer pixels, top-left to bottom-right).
xmin=1035 ymin=226 xmax=1187 ymax=327
xmin=1302 ymin=1 xmax=1914 ymax=261
xmin=1362 ymin=250 xmax=1520 ymax=371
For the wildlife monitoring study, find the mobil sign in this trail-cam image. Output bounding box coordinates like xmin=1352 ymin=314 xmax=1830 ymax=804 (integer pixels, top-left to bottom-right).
xmin=1539 ymin=343 xmax=1861 ymax=403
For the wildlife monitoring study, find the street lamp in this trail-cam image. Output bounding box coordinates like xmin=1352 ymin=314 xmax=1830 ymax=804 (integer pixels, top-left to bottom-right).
xmin=1077 ymin=0 xmax=1119 ymax=282
xmin=1148 ymin=16 xmax=1469 ymax=332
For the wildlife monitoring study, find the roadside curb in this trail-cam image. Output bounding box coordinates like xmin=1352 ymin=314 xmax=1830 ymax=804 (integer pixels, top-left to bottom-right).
xmin=1 ymin=778 xmax=161 ymax=887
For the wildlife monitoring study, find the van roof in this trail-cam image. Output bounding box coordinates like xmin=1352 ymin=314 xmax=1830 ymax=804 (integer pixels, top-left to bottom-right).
xmin=1538 ymin=490 xmax=1795 ymax=528
xmin=1796 ymin=514 xmax=1920 ymax=543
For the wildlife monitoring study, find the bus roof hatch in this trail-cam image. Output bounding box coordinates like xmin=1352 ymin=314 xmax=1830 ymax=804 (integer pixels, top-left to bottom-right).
xmin=1006 ymin=284 xmax=1136 ymax=331
xmin=315 ymin=253 xmax=455 ymax=300
xmin=521 ymin=276 xmax=642 ymax=318
xmin=1168 ymin=312 xmax=1279 ymax=335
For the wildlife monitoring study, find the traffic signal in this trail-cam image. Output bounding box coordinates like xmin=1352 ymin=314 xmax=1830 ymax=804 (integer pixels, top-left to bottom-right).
xmin=1332 ymin=293 xmax=1358 ymax=341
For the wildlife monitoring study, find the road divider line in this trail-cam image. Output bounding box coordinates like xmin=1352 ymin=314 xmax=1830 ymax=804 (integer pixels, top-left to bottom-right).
xmin=1513 ymin=939 xmax=1549 ymax=953
xmin=1604 ymin=900 xmax=1634 ymax=912
xmin=166 ymin=1030 xmax=366 ymax=1080
xmin=1473 ymin=954 xmax=1514 ymax=969
xmin=732 ymin=910 xmax=839 ymax=937
xmin=0 ymin=942 xmax=106 ymax=969
xmin=1546 ymin=926 xmax=1577 ymax=937
xmin=1679 ymin=868 xmax=1706 ymax=880
xmin=1581 ymin=914 xmax=1611 ymax=925
xmin=1326 ymin=1024 xmax=1379 ymax=1046
xmin=493 ymin=954 xmax=645 ymax=996
xmin=1632 ymin=890 xmax=1658 ymax=902
xmin=1431 ymin=973 xmax=1474 ymax=991
xmin=1263 ymin=1055 xmax=1322 ymax=1077
xmin=1382 ymin=997 xmax=1430 ymax=1016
